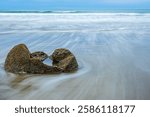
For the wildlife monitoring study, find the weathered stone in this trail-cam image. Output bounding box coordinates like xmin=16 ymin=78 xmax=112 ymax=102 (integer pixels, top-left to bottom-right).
xmin=55 ymin=55 xmax=78 ymax=72
xmin=4 ymin=44 xmax=62 ymax=74
xmin=4 ymin=44 xmax=30 ymax=73
xmin=51 ymin=48 xmax=78 ymax=72
xmin=51 ymin=48 xmax=72 ymax=62
xmin=28 ymin=58 xmax=62 ymax=74
xmin=30 ymin=51 xmax=48 ymax=61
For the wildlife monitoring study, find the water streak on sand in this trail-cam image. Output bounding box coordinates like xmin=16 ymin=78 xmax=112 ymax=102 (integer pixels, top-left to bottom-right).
xmin=0 ymin=13 xmax=150 ymax=99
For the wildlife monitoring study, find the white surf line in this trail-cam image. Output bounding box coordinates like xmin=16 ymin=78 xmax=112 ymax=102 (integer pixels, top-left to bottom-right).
xmin=0 ymin=13 xmax=150 ymax=16
xmin=0 ymin=28 xmax=131 ymax=34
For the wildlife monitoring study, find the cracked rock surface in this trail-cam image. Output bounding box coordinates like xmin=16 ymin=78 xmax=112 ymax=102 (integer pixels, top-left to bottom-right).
xmin=51 ymin=48 xmax=78 ymax=72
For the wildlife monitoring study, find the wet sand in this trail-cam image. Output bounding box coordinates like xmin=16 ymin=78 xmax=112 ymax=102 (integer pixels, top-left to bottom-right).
xmin=0 ymin=13 xmax=150 ymax=99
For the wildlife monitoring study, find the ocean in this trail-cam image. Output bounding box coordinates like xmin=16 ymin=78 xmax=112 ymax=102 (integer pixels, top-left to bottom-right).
xmin=0 ymin=10 xmax=150 ymax=99
xmin=0 ymin=9 xmax=150 ymax=13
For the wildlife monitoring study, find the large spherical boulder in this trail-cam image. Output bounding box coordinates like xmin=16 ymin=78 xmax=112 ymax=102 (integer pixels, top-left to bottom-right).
xmin=51 ymin=48 xmax=78 ymax=72
xmin=4 ymin=44 xmax=30 ymax=73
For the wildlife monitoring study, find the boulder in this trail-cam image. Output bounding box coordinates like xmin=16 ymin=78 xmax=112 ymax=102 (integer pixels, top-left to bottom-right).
xmin=4 ymin=44 xmax=30 ymax=73
xmin=4 ymin=44 xmax=62 ymax=74
xmin=4 ymin=44 xmax=78 ymax=74
xmin=30 ymin=51 xmax=48 ymax=61
xmin=51 ymin=48 xmax=78 ymax=72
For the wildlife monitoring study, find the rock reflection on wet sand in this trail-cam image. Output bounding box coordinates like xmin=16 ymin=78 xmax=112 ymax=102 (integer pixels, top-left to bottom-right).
xmin=0 ymin=13 xmax=150 ymax=99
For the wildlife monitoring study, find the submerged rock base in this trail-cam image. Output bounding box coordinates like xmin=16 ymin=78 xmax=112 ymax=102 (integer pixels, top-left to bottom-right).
xmin=4 ymin=44 xmax=78 ymax=74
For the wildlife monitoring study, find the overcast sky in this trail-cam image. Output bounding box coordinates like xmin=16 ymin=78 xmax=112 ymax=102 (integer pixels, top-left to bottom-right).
xmin=0 ymin=0 xmax=150 ymax=10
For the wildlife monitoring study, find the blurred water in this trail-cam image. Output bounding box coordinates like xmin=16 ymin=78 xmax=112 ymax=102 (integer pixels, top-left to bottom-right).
xmin=0 ymin=13 xmax=150 ymax=99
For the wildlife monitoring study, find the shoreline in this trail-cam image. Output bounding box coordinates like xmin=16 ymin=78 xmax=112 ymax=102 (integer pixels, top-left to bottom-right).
xmin=0 ymin=13 xmax=150 ymax=99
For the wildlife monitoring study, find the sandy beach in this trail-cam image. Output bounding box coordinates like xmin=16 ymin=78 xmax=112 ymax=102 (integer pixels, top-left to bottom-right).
xmin=0 ymin=13 xmax=150 ymax=99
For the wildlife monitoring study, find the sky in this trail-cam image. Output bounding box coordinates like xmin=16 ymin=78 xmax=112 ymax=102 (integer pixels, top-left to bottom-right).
xmin=0 ymin=0 xmax=150 ymax=11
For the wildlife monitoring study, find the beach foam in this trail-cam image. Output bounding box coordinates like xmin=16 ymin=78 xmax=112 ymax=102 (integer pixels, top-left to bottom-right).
xmin=0 ymin=13 xmax=150 ymax=99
